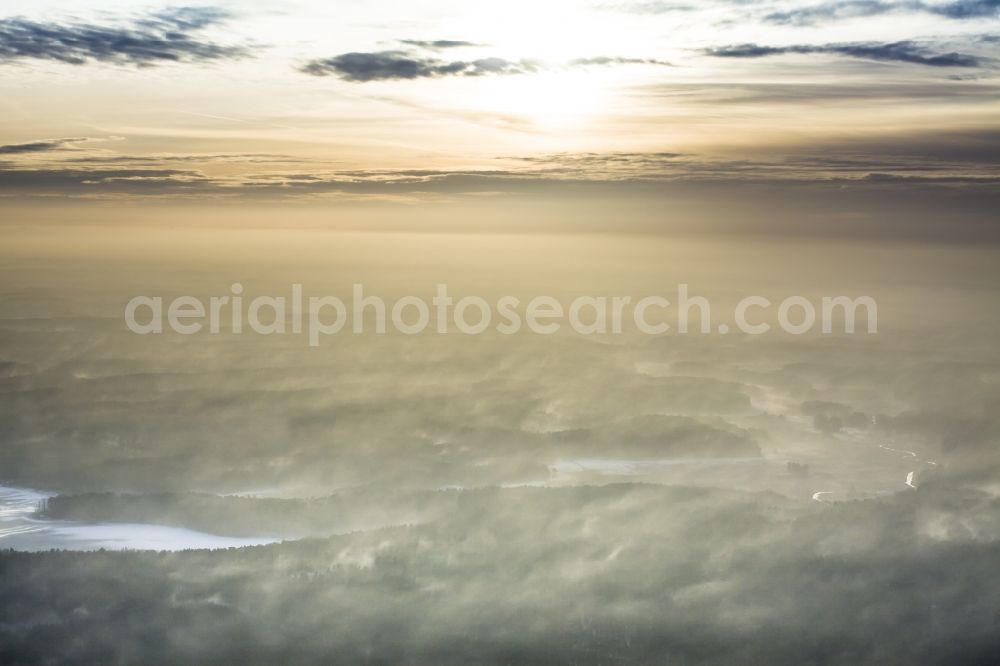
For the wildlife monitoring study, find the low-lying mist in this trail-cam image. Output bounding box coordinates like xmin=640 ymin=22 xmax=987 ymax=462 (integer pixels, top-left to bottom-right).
xmin=1 ymin=217 xmax=998 ymax=663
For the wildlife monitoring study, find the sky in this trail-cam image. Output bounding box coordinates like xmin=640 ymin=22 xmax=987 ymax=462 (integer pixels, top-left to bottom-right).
xmin=0 ymin=0 xmax=998 ymax=212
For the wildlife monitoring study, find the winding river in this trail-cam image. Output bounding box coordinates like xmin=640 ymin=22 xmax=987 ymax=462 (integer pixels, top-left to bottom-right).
xmin=811 ymin=439 xmax=938 ymax=502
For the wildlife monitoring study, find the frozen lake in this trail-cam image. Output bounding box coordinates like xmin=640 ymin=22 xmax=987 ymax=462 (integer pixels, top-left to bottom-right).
xmin=0 ymin=486 xmax=281 ymax=551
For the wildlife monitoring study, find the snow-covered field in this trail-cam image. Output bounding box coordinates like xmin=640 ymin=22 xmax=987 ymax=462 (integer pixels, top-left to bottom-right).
xmin=0 ymin=486 xmax=280 ymax=551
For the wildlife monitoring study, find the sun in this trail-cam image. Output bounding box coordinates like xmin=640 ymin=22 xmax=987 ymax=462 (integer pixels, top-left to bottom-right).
xmin=467 ymin=69 xmax=612 ymax=131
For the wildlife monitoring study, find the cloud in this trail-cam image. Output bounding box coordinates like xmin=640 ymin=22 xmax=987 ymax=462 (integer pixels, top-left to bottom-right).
xmin=638 ymin=80 xmax=1000 ymax=107
xmin=301 ymin=50 xmax=673 ymax=82
xmin=59 ymin=152 xmax=309 ymax=165
xmin=3 ymin=146 xmax=999 ymax=239
xmin=4 ymin=136 xmax=1000 ymax=187
xmin=138 ymin=6 xmax=232 ymax=30
xmin=705 ymin=41 xmax=981 ymax=67
xmin=2 ymin=130 xmax=999 ymax=221
xmin=300 ymin=51 xmax=536 ymax=81
xmin=0 ymin=7 xmax=247 ymax=66
xmin=568 ymin=56 xmax=672 ymax=66
xmin=602 ymin=1 xmax=706 ymax=13
xmin=610 ymin=0 xmax=1000 ymax=22
xmin=937 ymin=0 xmax=1000 ymax=17
xmin=765 ymin=0 xmax=1000 ymax=25
xmin=399 ymin=40 xmax=483 ymax=50
xmin=0 ymin=137 xmax=92 ymax=154
xmin=0 ymin=167 xmax=216 ymax=197
xmin=765 ymin=1 xmax=908 ymax=24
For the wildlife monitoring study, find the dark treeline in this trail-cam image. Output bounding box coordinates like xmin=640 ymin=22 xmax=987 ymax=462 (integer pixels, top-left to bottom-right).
xmin=3 ymin=481 xmax=1000 ymax=665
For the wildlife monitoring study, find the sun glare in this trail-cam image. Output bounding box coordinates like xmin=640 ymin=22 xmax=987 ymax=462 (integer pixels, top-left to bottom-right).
xmin=468 ymin=70 xmax=611 ymax=130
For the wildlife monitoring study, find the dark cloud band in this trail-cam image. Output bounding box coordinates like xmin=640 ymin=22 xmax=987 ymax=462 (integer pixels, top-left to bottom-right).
xmin=0 ymin=138 xmax=91 ymax=154
xmin=300 ymin=51 xmax=535 ymax=81
xmin=399 ymin=40 xmax=483 ymax=50
xmin=0 ymin=7 xmax=247 ymax=66
xmin=765 ymin=0 xmax=1000 ymax=25
xmin=301 ymin=51 xmax=672 ymax=82
xmin=705 ymin=41 xmax=981 ymax=67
